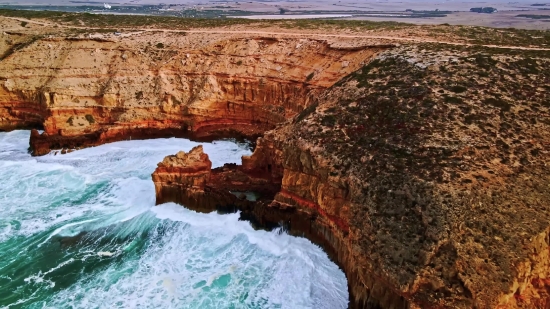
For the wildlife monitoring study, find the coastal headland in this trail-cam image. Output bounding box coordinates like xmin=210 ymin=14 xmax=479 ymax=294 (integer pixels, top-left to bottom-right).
xmin=1 ymin=10 xmax=550 ymax=308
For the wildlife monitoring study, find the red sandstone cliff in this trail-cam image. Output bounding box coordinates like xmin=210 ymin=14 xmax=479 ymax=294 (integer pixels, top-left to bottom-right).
xmin=152 ymin=45 xmax=550 ymax=309
xmin=0 ymin=30 xmax=385 ymax=154
xmin=4 ymin=16 xmax=550 ymax=309
xmin=153 ymin=144 xmax=281 ymax=211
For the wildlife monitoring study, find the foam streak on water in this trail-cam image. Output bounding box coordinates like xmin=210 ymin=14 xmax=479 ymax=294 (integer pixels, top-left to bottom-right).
xmin=0 ymin=131 xmax=348 ymax=309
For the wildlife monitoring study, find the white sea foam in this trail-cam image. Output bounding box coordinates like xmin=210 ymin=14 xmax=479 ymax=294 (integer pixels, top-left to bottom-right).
xmin=0 ymin=131 xmax=348 ymax=309
xmin=46 ymin=207 xmax=348 ymax=309
xmin=97 ymin=251 xmax=115 ymax=257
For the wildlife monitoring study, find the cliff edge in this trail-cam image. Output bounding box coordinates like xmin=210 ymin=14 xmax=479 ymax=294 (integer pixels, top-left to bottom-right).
xmin=153 ymin=44 xmax=550 ymax=308
xmin=0 ymin=26 xmax=386 ymax=154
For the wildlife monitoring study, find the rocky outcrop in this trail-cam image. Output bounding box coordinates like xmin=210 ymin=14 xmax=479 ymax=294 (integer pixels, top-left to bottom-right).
xmin=152 ymin=145 xmax=279 ymax=213
xmin=152 ymin=45 xmax=550 ymax=309
xmin=0 ymin=31 xmax=385 ymax=154
xmin=0 ymin=93 xmax=46 ymax=131
xmin=152 ymin=144 xmax=291 ymax=231
xmin=152 ymin=134 xmax=408 ymax=309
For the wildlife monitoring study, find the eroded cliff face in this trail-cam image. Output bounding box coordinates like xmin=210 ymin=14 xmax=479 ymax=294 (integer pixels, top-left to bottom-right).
xmin=269 ymin=46 xmax=550 ymax=308
xmin=153 ymin=45 xmax=550 ymax=309
xmin=0 ymin=30 xmax=384 ymax=154
xmin=153 ymin=144 xmax=280 ymax=212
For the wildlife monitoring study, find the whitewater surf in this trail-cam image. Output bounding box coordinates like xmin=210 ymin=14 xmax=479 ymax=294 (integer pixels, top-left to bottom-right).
xmin=0 ymin=130 xmax=348 ymax=309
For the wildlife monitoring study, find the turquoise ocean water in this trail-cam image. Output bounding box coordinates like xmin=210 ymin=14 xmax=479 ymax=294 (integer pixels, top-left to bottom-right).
xmin=0 ymin=130 xmax=347 ymax=309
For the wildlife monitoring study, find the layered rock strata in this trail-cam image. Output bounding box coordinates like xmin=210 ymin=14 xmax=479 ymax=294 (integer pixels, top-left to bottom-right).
xmin=4 ymin=17 xmax=550 ymax=309
xmin=152 ymin=145 xmax=297 ymax=232
xmin=0 ymin=31 xmax=384 ymax=154
xmin=153 ymin=144 xmax=281 ymax=215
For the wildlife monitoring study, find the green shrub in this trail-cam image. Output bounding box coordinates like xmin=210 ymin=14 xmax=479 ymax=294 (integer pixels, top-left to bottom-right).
xmin=450 ymin=85 xmax=467 ymax=93
xmin=473 ymin=54 xmax=497 ymax=70
xmin=295 ymin=103 xmax=318 ymax=123
xmin=444 ymin=96 xmax=463 ymax=104
xmin=483 ymin=97 xmax=511 ymax=111
xmin=321 ymin=115 xmax=337 ymax=127
xmin=85 ymin=114 xmax=95 ymax=124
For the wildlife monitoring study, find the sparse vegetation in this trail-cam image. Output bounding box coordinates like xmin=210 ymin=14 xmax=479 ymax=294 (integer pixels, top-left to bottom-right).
xmin=321 ymin=114 xmax=336 ymax=127
xmin=0 ymin=35 xmax=42 ymax=61
xmin=516 ymin=14 xmax=550 ymax=20
xmin=311 ymin=44 xmax=550 ymax=179
xmin=444 ymin=95 xmax=463 ymax=104
xmin=0 ymin=9 xmax=548 ymax=48
xmin=0 ymin=9 xmax=258 ymax=30
xmin=295 ymin=102 xmax=318 ymax=123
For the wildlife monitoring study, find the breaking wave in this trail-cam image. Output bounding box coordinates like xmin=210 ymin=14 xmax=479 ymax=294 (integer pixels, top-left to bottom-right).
xmin=0 ymin=130 xmax=348 ymax=309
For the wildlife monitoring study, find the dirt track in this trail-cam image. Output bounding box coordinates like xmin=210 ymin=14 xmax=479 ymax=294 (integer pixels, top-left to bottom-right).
xmin=4 ymin=16 xmax=550 ymax=51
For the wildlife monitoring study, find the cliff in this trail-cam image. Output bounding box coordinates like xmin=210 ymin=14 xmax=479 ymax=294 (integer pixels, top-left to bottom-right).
xmin=153 ymin=44 xmax=550 ymax=308
xmin=0 ymin=29 xmax=385 ymax=154
xmin=3 ymin=13 xmax=550 ymax=309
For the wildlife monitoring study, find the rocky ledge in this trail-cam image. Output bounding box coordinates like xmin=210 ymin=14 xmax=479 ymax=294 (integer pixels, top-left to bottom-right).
xmin=152 ymin=144 xmax=279 ymax=212
xmin=152 ymin=144 xmax=303 ymax=231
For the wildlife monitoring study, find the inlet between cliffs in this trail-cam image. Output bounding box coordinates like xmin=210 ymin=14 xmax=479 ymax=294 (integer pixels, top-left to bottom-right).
xmin=0 ymin=130 xmax=348 ymax=309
